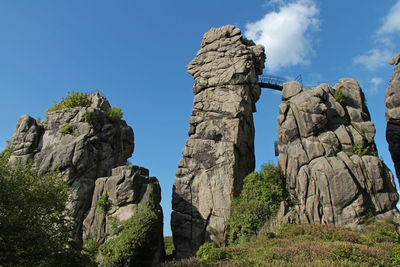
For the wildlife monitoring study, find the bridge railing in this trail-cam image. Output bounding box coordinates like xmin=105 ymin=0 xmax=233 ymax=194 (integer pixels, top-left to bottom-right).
xmin=258 ymin=74 xmax=303 ymax=89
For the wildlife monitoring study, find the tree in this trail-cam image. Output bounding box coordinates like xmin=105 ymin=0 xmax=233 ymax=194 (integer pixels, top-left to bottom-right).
xmin=0 ymin=150 xmax=88 ymax=266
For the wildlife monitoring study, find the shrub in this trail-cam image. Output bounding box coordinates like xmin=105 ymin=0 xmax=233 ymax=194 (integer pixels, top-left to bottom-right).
xmin=0 ymin=150 xmax=87 ymax=266
xmin=98 ymin=204 xmax=161 ymax=266
xmin=334 ymin=88 xmax=346 ymax=105
xmin=196 ymin=242 xmax=227 ymax=262
xmin=82 ymin=238 xmax=100 ymax=266
xmin=107 ymin=106 xmax=123 ymax=122
xmin=391 ymin=244 xmax=400 ymax=266
xmin=164 ymin=236 xmax=175 ymax=258
xmin=47 ymin=91 xmax=91 ymax=113
xmin=353 ymin=140 xmax=377 ymax=157
xmin=96 ymin=193 xmax=110 ymax=214
xmin=84 ymin=110 xmax=95 ymax=124
xmin=227 ymin=163 xmax=289 ymax=245
xmin=59 ymin=122 xmax=76 ymax=136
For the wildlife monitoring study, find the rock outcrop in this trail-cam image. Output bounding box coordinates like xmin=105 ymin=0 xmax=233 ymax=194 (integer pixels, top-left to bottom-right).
xmin=83 ymin=165 xmax=164 ymax=266
xmin=386 ymin=53 xmax=400 ymax=181
xmin=171 ymin=25 xmax=265 ymax=258
xmin=7 ymin=92 xmax=165 ymax=265
xmin=277 ymin=79 xmax=400 ymax=227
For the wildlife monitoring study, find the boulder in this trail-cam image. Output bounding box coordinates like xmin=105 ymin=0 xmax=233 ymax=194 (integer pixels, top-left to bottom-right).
xmin=172 ymin=25 xmax=265 ymax=258
xmin=278 ymin=80 xmax=400 ymax=228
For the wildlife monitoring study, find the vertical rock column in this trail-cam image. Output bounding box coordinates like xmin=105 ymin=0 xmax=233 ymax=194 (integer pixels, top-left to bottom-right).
xmin=171 ymin=25 xmax=265 ymax=258
xmin=386 ymin=53 xmax=400 ymax=181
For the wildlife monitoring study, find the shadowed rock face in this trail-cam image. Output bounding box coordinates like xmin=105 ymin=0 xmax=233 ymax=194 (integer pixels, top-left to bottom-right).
xmin=7 ymin=93 xmax=165 ymax=265
xmin=386 ymin=53 xmax=400 ymax=182
xmin=277 ymin=80 xmax=400 ymax=227
xmin=171 ymin=25 xmax=265 ymax=258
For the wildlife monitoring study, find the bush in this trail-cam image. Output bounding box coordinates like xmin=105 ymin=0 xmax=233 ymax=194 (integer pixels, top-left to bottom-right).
xmin=59 ymin=122 xmax=76 ymax=136
xmin=196 ymin=242 xmax=227 ymax=262
xmin=96 ymin=193 xmax=110 ymax=214
xmin=107 ymin=106 xmax=123 ymax=122
xmin=0 ymin=150 xmax=87 ymax=266
xmin=47 ymin=91 xmax=91 ymax=113
xmin=353 ymin=140 xmax=377 ymax=157
xmin=84 ymin=110 xmax=95 ymax=124
xmin=82 ymin=238 xmax=100 ymax=266
xmin=98 ymin=204 xmax=161 ymax=266
xmin=333 ymin=88 xmax=346 ymax=105
xmin=227 ymin=163 xmax=289 ymax=245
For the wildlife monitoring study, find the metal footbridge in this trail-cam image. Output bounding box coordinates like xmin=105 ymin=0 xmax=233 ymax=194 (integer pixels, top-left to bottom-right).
xmin=258 ymin=74 xmax=303 ymax=91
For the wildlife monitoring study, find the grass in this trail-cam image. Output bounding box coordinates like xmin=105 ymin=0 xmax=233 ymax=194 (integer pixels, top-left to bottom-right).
xmin=47 ymin=91 xmax=91 ymax=114
xmin=163 ymin=222 xmax=400 ymax=266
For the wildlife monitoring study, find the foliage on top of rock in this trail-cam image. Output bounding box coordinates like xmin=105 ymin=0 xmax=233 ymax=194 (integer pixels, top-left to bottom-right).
xmin=47 ymin=91 xmax=92 ymax=114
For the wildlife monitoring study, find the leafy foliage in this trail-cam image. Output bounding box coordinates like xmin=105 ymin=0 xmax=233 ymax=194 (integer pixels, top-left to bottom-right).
xmin=227 ymin=163 xmax=289 ymax=245
xmin=47 ymin=91 xmax=91 ymax=113
xmin=96 ymin=193 xmax=110 ymax=214
xmin=164 ymin=236 xmax=175 ymax=259
xmin=196 ymin=242 xmax=227 ymax=263
xmin=98 ymin=204 xmax=161 ymax=266
xmin=107 ymin=106 xmax=123 ymax=122
xmin=82 ymin=238 xmax=100 ymax=266
xmin=0 ymin=150 xmax=87 ymax=266
xmin=334 ymin=88 xmax=347 ymax=105
xmin=84 ymin=109 xmax=95 ymax=124
xmin=59 ymin=122 xmax=76 ymax=136
xmin=353 ymin=140 xmax=377 ymax=157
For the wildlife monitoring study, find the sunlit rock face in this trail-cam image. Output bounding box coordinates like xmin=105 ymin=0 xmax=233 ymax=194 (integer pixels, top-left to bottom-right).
xmin=171 ymin=25 xmax=265 ymax=258
xmin=7 ymin=93 xmax=165 ymax=266
xmin=277 ymin=80 xmax=400 ymax=228
xmin=386 ymin=52 xmax=400 ymax=182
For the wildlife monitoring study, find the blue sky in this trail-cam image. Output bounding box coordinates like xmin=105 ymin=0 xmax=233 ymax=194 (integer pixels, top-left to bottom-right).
xmin=1 ymin=0 xmax=399 ymax=236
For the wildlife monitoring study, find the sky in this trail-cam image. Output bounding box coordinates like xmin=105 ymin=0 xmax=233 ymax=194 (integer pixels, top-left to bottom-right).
xmin=1 ymin=0 xmax=399 ymax=236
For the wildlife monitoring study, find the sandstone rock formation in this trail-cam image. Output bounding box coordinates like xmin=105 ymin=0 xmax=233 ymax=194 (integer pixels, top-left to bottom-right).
xmin=83 ymin=165 xmax=164 ymax=266
xmin=277 ymin=80 xmax=400 ymax=227
xmin=7 ymin=92 xmax=165 ymax=265
xmin=171 ymin=25 xmax=265 ymax=258
xmin=386 ymin=52 xmax=400 ymax=181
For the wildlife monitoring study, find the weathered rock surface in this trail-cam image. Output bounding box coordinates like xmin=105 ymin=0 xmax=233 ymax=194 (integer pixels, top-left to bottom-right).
xmin=8 ymin=92 xmax=134 ymax=241
xmin=83 ymin=165 xmax=164 ymax=266
xmin=7 ymin=92 xmax=165 ymax=266
xmin=386 ymin=52 xmax=400 ymax=181
xmin=171 ymin=25 xmax=265 ymax=258
xmin=278 ymin=79 xmax=400 ymax=227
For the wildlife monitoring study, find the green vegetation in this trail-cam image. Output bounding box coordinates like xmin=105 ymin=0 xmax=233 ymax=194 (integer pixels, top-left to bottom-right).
xmin=353 ymin=140 xmax=377 ymax=157
xmin=82 ymin=238 xmax=100 ymax=266
xmin=84 ymin=109 xmax=95 ymax=124
xmin=59 ymin=122 xmax=77 ymax=136
xmin=96 ymin=193 xmax=110 ymax=214
xmin=0 ymin=150 xmax=88 ymax=266
xmin=107 ymin=106 xmax=123 ymax=122
xmin=166 ymin=222 xmax=400 ymax=266
xmin=164 ymin=236 xmax=175 ymax=259
xmin=334 ymin=88 xmax=347 ymax=105
xmin=227 ymin=163 xmax=289 ymax=245
xmin=47 ymin=91 xmax=91 ymax=114
xmin=98 ymin=204 xmax=161 ymax=266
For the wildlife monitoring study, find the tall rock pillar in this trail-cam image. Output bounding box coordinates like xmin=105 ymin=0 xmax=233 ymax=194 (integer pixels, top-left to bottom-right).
xmin=171 ymin=25 xmax=265 ymax=258
xmin=386 ymin=53 xmax=400 ymax=181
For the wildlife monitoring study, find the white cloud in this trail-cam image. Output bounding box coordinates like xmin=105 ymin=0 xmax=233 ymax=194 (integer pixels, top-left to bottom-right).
xmin=368 ymin=77 xmax=383 ymax=95
xmin=245 ymin=0 xmax=319 ymax=72
xmin=353 ymin=48 xmax=393 ymax=71
xmin=377 ymin=0 xmax=400 ymax=36
xmin=353 ymin=0 xmax=400 ymax=71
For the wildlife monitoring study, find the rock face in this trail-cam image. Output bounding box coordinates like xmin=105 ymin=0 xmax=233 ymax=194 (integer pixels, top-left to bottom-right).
xmin=8 ymin=92 xmax=134 ymax=241
xmin=386 ymin=53 xmax=400 ymax=181
xmin=171 ymin=25 xmax=265 ymax=258
xmin=277 ymin=79 xmax=400 ymax=227
xmin=83 ymin=165 xmax=164 ymax=266
xmin=7 ymin=92 xmax=164 ymax=265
